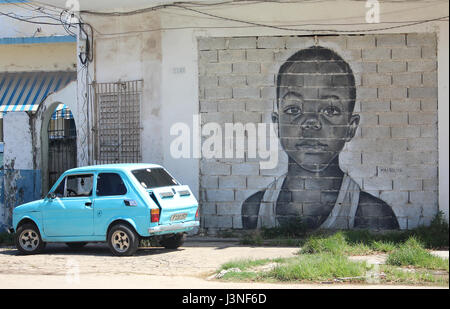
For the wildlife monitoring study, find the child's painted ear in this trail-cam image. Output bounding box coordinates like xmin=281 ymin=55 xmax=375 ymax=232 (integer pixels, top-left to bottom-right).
xmin=271 ymin=112 xmax=279 ymax=123
xmin=346 ymin=114 xmax=360 ymax=142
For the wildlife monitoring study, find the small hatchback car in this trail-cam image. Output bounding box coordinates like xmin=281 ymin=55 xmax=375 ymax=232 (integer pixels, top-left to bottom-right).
xmin=9 ymin=163 xmax=199 ymax=256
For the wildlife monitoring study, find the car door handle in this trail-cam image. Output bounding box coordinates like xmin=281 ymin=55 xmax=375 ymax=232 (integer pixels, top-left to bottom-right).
xmin=85 ymin=202 xmax=92 ymax=207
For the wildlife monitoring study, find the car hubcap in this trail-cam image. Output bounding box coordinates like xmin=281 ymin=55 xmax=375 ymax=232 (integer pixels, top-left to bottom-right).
xmin=112 ymin=231 xmax=130 ymax=253
xmin=19 ymin=229 xmax=39 ymax=251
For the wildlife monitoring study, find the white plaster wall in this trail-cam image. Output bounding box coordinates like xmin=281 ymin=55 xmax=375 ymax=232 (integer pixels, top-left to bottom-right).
xmin=3 ymin=112 xmax=33 ymax=170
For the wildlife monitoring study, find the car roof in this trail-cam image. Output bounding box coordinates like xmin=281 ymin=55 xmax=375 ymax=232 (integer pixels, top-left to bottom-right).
xmin=64 ymin=163 xmax=164 ymax=174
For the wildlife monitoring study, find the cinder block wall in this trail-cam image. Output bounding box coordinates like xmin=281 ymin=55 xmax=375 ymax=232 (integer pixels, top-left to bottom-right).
xmin=197 ymin=34 xmax=438 ymax=233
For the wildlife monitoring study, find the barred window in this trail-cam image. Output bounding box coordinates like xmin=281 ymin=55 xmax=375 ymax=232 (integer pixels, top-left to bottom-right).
xmin=92 ymin=80 xmax=142 ymax=164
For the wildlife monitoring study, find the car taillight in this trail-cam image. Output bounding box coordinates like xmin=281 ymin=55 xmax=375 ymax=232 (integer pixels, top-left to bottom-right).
xmin=151 ymin=208 xmax=160 ymax=223
xmin=195 ymin=207 xmax=199 ymax=220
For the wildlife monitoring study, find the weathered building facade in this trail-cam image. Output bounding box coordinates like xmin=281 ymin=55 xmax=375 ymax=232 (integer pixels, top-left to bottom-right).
xmin=1 ymin=0 xmax=448 ymax=234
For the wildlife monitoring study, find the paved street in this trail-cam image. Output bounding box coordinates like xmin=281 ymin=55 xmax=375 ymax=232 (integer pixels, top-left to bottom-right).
xmin=0 ymin=240 xmax=447 ymax=289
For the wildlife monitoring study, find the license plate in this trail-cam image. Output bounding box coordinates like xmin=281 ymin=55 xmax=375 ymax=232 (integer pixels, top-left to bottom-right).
xmin=170 ymin=213 xmax=188 ymax=221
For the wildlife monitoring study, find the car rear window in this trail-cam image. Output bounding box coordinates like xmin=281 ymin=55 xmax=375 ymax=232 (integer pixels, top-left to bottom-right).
xmin=132 ymin=168 xmax=178 ymax=189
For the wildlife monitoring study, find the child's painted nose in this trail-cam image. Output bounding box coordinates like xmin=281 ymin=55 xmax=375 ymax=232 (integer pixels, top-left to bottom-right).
xmin=301 ymin=117 xmax=322 ymax=130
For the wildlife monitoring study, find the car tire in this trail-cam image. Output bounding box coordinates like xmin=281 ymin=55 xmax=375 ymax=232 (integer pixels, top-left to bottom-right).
xmin=107 ymin=224 xmax=139 ymax=256
xmin=160 ymin=233 xmax=186 ymax=249
xmin=15 ymin=223 xmax=46 ymax=255
xmin=66 ymin=242 xmax=88 ymax=250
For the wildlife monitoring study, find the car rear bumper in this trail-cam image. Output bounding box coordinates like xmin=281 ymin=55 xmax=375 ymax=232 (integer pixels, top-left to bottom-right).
xmin=148 ymin=221 xmax=199 ymax=235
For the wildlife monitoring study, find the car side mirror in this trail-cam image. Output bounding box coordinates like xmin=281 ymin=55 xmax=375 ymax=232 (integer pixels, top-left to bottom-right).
xmin=47 ymin=192 xmax=57 ymax=200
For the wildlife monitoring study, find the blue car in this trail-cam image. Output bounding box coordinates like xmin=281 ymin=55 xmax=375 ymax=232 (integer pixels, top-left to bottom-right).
xmin=9 ymin=163 xmax=199 ymax=256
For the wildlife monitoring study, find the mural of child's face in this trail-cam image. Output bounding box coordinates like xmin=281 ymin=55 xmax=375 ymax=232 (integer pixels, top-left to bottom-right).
xmin=273 ymin=58 xmax=360 ymax=172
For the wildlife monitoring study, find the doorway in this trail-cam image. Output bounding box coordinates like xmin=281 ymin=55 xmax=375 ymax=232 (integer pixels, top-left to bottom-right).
xmin=47 ymin=104 xmax=77 ymax=189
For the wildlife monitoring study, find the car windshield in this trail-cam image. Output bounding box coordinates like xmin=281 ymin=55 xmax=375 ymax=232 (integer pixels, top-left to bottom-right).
xmin=131 ymin=168 xmax=178 ymax=189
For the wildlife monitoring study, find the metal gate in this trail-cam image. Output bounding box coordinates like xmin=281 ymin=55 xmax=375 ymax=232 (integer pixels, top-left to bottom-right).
xmin=47 ymin=108 xmax=77 ymax=188
xmin=91 ymin=80 xmax=142 ymax=164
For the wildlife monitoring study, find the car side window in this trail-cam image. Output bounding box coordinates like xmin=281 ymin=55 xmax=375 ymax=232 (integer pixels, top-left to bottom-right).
xmin=53 ymin=178 xmax=66 ymax=198
xmin=65 ymin=174 xmax=94 ymax=198
xmin=96 ymin=173 xmax=127 ymax=196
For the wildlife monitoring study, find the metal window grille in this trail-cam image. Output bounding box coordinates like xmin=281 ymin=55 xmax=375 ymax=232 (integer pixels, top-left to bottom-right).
xmin=91 ymin=80 xmax=143 ymax=164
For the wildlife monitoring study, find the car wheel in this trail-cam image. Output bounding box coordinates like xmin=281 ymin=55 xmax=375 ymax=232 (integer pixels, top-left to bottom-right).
xmin=160 ymin=233 xmax=186 ymax=249
xmin=66 ymin=242 xmax=88 ymax=250
xmin=15 ymin=223 xmax=46 ymax=255
xmin=107 ymin=224 xmax=139 ymax=256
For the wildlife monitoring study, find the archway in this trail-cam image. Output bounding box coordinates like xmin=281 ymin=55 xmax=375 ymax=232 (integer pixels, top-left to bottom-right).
xmin=41 ymin=103 xmax=77 ymax=193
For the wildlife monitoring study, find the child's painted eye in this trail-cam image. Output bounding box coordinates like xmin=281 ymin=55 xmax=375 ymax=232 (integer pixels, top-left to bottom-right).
xmin=321 ymin=105 xmax=342 ymax=117
xmin=284 ymin=106 xmax=303 ymax=115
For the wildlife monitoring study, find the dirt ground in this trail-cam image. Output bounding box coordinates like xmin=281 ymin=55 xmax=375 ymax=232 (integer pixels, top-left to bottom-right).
xmin=0 ymin=239 xmax=447 ymax=289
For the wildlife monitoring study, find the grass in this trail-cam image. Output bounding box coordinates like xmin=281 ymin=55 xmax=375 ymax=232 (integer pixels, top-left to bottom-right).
xmin=218 ymin=213 xmax=449 ymax=286
xmin=218 ymin=254 xmax=371 ymax=283
xmin=386 ymin=237 xmax=449 ymax=271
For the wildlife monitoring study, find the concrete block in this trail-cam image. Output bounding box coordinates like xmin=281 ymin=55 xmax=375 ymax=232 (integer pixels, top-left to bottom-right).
xmin=393 ymin=178 xmax=422 ymax=191
xmin=406 ymin=33 xmax=436 ymax=47
xmin=407 ymin=60 xmax=437 ymax=72
xmin=407 ymin=137 xmax=438 ymax=151
xmin=228 ymin=37 xmax=257 ymax=49
xmin=285 ymin=36 xmax=315 ymax=49
xmin=205 ymin=63 xmax=232 ymax=75
xmin=216 ymin=202 xmax=242 ymax=215
xmin=377 ymin=61 xmax=406 ymax=73
xmin=205 ymin=190 xmax=235 ymax=202
xmin=410 ymin=191 xmax=438 ymax=205
xmin=245 ymin=99 xmax=274 ymax=112
xmin=246 ymin=74 xmax=275 ymax=87
xmin=246 ymin=49 xmax=274 ymax=62
xmin=391 ymin=126 xmax=420 ymax=138
xmin=233 ymin=111 xmax=262 ymax=123
xmin=232 ymin=87 xmax=260 ymax=99
xmin=231 ymin=163 xmax=259 ymax=176
xmin=199 ymin=50 xmax=218 ymax=63
xmin=362 ymin=48 xmax=391 ymax=60
xmin=257 ymin=37 xmax=286 ymax=49
xmin=392 ymin=73 xmax=421 ymax=87
xmin=422 ymin=72 xmax=437 ymax=87
xmin=218 ymin=50 xmax=246 ymax=62
xmin=363 ymin=178 xmax=393 ymax=191
xmin=378 ymin=87 xmax=407 ymax=99
xmin=420 ymin=99 xmax=438 ymax=111
xmin=420 ymin=125 xmax=437 ymax=138
xmin=205 ymin=87 xmax=232 ymax=99
xmin=200 ymin=100 xmax=218 ymax=112
xmin=201 ymin=176 xmax=219 ymax=189
xmin=218 ymin=75 xmax=246 ymax=87
xmin=421 ymin=46 xmax=437 ymax=59
xmin=218 ymin=101 xmax=245 ymax=112
xmin=201 ymin=202 xmax=217 ymax=215
xmin=378 ymin=112 xmax=408 ymax=125
xmin=200 ymin=161 xmax=231 ymax=176
xmin=232 ymin=62 xmax=261 ymax=74
xmin=204 ymin=215 xmax=233 ymax=228
xmin=363 ymin=74 xmax=391 ymax=86
xmin=390 ymin=99 xmax=421 ymax=112
xmin=219 ymin=176 xmax=246 ymax=189
xmin=408 ymin=112 xmax=437 ymax=125
xmin=391 ymin=47 xmax=421 ymax=60
xmin=376 ymin=34 xmax=406 ymax=47
xmin=408 ymin=87 xmax=438 ymax=99
xmin=347 ymin=36 xmax=375 ymax=49
xmin=198 ymin=37 xmax=227 ymax=50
